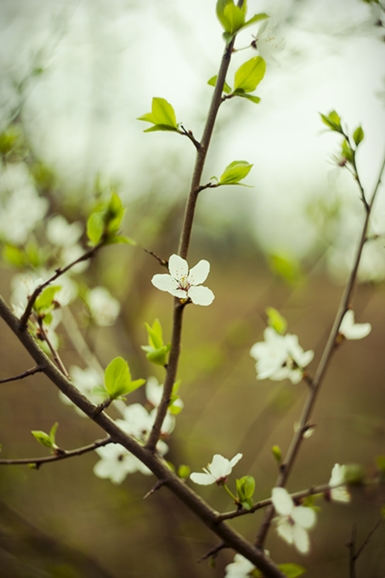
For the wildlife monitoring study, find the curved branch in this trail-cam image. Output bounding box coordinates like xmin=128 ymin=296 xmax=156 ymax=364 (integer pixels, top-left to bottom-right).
xmin=0 ymin=365 xmax=44 ymax=384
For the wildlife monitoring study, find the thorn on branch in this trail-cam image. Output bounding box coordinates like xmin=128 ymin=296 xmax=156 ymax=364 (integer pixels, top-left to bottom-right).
xmin=143 ymin=479 xmax=167 ymax=499
xmin=92 ymin=398 xmax=113 ymax=418
xmin=144 ymin=249 xmax=168 ymax=267
xmin=179 ymin=125 xmax=201 ymax=150
xmin=198 ymin=542 xmax=227 ymax=563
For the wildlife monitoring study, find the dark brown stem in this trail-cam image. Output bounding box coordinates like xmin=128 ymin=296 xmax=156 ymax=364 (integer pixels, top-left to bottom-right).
xmin=0 ymin=297 xmax=285 ymax=578
xmin=36 ymin=318 xmax=70 ymax=379
xmin=178 ymin=125 xmax=201 ymax=150
xmin=0 ymin=365 xmax=44 ymax=384
xmin=19 ymin=243 xmax=101 ymax=329
xmin=354 ymin=518 xmax=383 ymax=561
xmin=198 ymin=542 xmax=227 ymax=563
xmin=0 ymin=437 xmax=112 ymax=467
xmin=348 ymin=524 xmax=357 ymax=578
xmin=255 ymin=152 xmax=385 ymax=548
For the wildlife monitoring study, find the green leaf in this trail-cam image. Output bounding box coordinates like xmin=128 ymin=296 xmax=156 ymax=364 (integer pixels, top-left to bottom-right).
xmin=87 ymin=211 xmax=104 ymax=245
xmin=104 ymin=234 xmax=136 ymax=246
xmin=268 ymin=252 xmax=303 ymax=285
xmin=234 ymin=57 xmax=266 ymax=93
xmin=320 ymin=110 xmax=343 ymax=133
xmin=104 ymin=357 xmax=145 ymax=400
xmin=266 ymin=307 xmax=287 ymax=335
xmin=49 ymin=422 xmax=59 ymax=446
xmin=2 ymin=245 xmax=27 ymax=268
xmin=142 ymin=319 xmax=170 ymax=366
xmin=341 ymin=139 xmax=354 ymax=163
xmin=236 ymin=476 xmax=255 ymax=501
xmin=31 ymin=430 xmax=54 ymax=449
xmin=178 ymin=465 xmax=191 ymax=479
xmin=243 ymin=12 xmax=269 ymax=29
xmin=218 ymin=160 xmax=253 ymax=185
xmin=271 ymin=444 xmax=282 ymax=464
xmin=138 ymin=97 xmax=178 ymax=131
xmin=207 ymin=75 xmax=232 ymax=94
xmin=234 ymin=92 xmax=261 ymax=104
xmin=344 ymin=464 xmax=365 ymax=485
xmin=353 ymin=126 xmax=364 ymax=146
xmin=144 ymin=345 xmax=171 ymax=366
xmin=278 ymin=563 xmax=306 ymax=578
xmin=146 ymin=319 xmax=164 ymax=349
xmin=216 ymin=0 xmax=246 ymax=35
xmin=34 ymin=286 xmax=61 ymax=313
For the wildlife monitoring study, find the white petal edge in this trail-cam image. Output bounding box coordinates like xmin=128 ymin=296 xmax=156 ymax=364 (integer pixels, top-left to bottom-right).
xmin=190 ymin=472 xmax=215 ymax=485
xmin=168 ymin=254 xmax=188 ymax=281
xmin=272 ymin=487 xmax=293 ymax=516
xmin=188 ymin=259 xmax=210 ymax=285
xmin=188 ymin=285 xmax=215 ymax=306
xmin=151 ymin=274 xmax=179 ymax=292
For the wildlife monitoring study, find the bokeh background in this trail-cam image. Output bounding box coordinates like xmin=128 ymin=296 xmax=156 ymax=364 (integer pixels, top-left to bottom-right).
xmin=0 ymin=0 xmax=385 ymax=577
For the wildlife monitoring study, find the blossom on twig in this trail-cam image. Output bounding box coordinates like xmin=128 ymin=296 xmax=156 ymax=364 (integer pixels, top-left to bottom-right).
xmin=339 ymin=310 xmax=371 ymax=340
xmin=224 ymin=553 xmax=256 ymax=578
xmin=151 ymin=254 xmax=214 ymax=306
xmin=272 ymin=487 xmax=316 ymax=554
xmin=329 ymin=463 xmax=350 ymax=503
xmin=250 ymin=328 xmax=314 ymax=384
xmin=190 ymin=453 xmax=242 ymax=486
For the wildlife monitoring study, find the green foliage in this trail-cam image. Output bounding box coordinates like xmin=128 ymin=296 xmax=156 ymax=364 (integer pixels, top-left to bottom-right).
xmin=0 ymin=126 xmax=24 ymax=158
xmin=271 ymin=444 xmax=282 ymax=464
xmin=87 ymin=191 xmax=135 ymax=246
xmin=344 ymin=463 xmax=365 ymax=485
xmin=353 ymin=126 xmax=364 ymax=146
xmin=178 ymin=465 xmax=191 ymax=479
xmin=31 ymin=422 xmax=59 ymax=451
xmin=169 ymin=380 xmax=183 ymax=415
xmin=216 ymin=0 xmax=268 ymax=42
xmin=2 ymin=245 xmax=28 ymax=268
xmin=141 ymin=319 xmax=171 ymax=366
xmin=218 ymin=160 xmax=253 ymax=186
xmin=278 ymin=563 xmax=306 ymax=577
xmin=234 ymin=57 xmax=266 ymax=93
xmin=268 ymin=252 xmax=303 ymax=285
xmin=236 ymin=475 xmax=255 ymax=509
xmin=30 ymin=162 xmax=56 ymax=191
xmin=320 ymin=110 xmax=343 ymax=133
xmin=341 ymin=139 xmax=354 ymax=163
xmin=34 ymin=286 xmax=61 ymax=315
xmin=104 ymin=357 xmax=145 ymax=400
xmin=137 ymin=97 xmax=178 ymax=132
xmin=207 ymin=75 xmax=232 ymax=94
xmin=266 ymin=307 xmax=287 ymax=335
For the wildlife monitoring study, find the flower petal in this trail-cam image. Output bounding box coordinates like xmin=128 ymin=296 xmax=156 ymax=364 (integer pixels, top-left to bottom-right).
xmin=190 ymin=472 xmax=215 ymax=485
xmin=209 ymin=454 xmax=231 ymax=478
xmin=188 ymin=285 xmax=215 ymax=306
xmin=188 ymin=259 xmax=210 ymax=285
xmin=168 ymin=254 xmax=188 ymax=281
xmin=276 ymin=518 xmax=294 ymax=545
xmin=292 ymin=506 xmax=316 ymax=529
xmin=151 ymin=274 xmax=179 ymax=293
xmin=229 ymin=453 xmax=243 ymax=468
xmin=292 ymin=523 xmax=310 ymax=554
xmin=272 ymin=487 xmax=293 ymax=516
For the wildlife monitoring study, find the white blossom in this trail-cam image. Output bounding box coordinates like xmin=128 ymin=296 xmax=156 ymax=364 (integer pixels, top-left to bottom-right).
xmin=190 ymin=453 xmax=242 ymax=486
xmin=272 ymin=487 xmax=316 ymax=554
xmin=87 ymin=286 xmax=121 ymax=326
xmin=224 ymin=554 xmax=255 ymax=578
xmin=46 ymin=215 xmax=83 ymax=247
xmin=329 ymin=464 xmax=350 ymax=503
xmin=339 ymin=310 xmax=371 ymax=340
xmin=151 ymin=254 xmax=214 ymax=306
xmin=253 ymin=19 xmax=285 ymax=66
xmin=93 ymin=443 xmax=151 ymax=483
xmin=59 ymin=365 xmax=104 ymax=416
xmin=250 ymin=327 xmax=314 ymax=384
xmin=145 ymin=376 xmax=184 ymax=413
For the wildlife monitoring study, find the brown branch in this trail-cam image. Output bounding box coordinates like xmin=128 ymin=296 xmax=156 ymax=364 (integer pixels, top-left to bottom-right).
xmin=19 ymin=243 xmax=101 ymax=329
xmin=352 ymin=518 xmax=383 ymax=566
xmin=0 ymin=365 xmax=44 ymax=384
xmin=255 ymin=152 xmax=385 ymax=548
xmin=347 ymin=524 xmax=357 ymax=578
xmin=0 ymin=297 xmax=285 ymax=578
xmin=178 ymin=125 xmax=201 ymax=150
xmin=198 ymin=542 xmax=227 ymax=563
xmin=36 ymin=318 xmax=70 ymax=379
xmin=145 ymin=33 xmax=238 ymax=452
xmin=143 ymin=248 xmax=168 ymax=267
xmin=0 ymin=437 xmax=112 ymax=467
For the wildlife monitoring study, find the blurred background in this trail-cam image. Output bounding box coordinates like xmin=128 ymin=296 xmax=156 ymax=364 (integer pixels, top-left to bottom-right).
xmin=0 ymin=0 xmax=385 ymax=576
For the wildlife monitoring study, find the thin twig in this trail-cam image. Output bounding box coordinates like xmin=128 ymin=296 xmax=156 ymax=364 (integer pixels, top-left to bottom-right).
xmin=347 ymin=523 xmax=357 ymax=578
xmin=143 ymin=480 xmax=167 ymax=499
xmin=36 ymin=318 xmax=70 ymax=379
xmin=354 ymin=518 xmax=383 ymax=560
xmin=198 ymin=542 xmax=227 ymax=563
xmin=143 ymin=249 xmax=168 ymax=267
xmin=178 ymin=125 xmax=201 ymax=150
xmin=19 ymin=243 xmax=101 ymax=329
xmin=255 ymin=152 xmax=385 ymax=548
xmin=0 ymin=365 xmax=44 ymax=384
xmin=0 ymin=437 xmax=112 ymax=467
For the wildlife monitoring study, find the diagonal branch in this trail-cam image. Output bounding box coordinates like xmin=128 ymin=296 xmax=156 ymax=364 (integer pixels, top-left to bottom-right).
xmin=0 ymin=365 xmax=44 ymax=384
xmin=255 ymin=152 xmax=385 ymax=548
xmin=0 ymin=297 xmax=285 ymax=578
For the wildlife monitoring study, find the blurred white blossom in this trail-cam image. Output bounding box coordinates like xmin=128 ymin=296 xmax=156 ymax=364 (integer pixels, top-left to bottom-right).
xmin=94 ymin=443 xmax=151 ymax=483
xmin=46 ymin=215 xmax=83 ymax=247
xmin=224 ymin=554 xmax=255 ymax=578
xmin=329 ymin=464 xmax=350 ymax=503
xmin=250 ymin=328 xmax=313 ymax=384
xmin=87 ymin=286 xmax=121 ymax=326
xmin=339 ymin=310 xmax=371 ymax=340
xmin=272 ymin=487 xmax=316 ymax=554
xmin=252 ymin=18 xmax=285 ymax=66
xmin=59 ymin=365 xmax=104 ymax=416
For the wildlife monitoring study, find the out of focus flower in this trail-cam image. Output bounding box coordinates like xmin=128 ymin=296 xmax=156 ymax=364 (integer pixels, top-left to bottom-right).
xmin=250 ymin=328 xmax=313 ymax=384
xmin=252 ymin=19 xmax=285 ymax=66
xmin=151 ymin=254 xmax=214 ymax=306
xmin=272 ymin=487 xmax=316 ymax=554
xmin=190 ymin=453 xmax=242 ymax=486
xmin=224 ymin=554 xmax=255 ymax=578
xmin=46 ymin=215 xmax=83 ymax=247
xmin=59 ymin=365 xmax=104 ymax=416
xmin=87 ymin=286 xmax=121 ymax=326
xmin=339 ymin=310 xmax=371 ymax=340
xmin=93 ymin=443 xmax=151 ymax=483
xmin=329 ymin=464 xmax=350 ymax=503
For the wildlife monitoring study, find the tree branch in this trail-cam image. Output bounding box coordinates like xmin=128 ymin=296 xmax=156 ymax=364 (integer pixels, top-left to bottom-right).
xmin=0 ymin=297 xmax=285 ymax=578
xmin=0 ymin=365 xmax=44 ymax=384
xmin=0 ymin=437 xmax=112 ymax=467
xmin=255 ymin=152 xmax=385 ymax=548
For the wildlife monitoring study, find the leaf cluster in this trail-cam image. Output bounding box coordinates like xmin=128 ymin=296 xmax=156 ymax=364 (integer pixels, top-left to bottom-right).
xmin=208 ymin=55 xmax=266 ymax=105
xmin=31 ymin=422 xmax=60 ymax=452
xmin=216 ymin=0 xmax=268 ymax=44
xmin=87 ymin=192 xmax=135 ymax=247
xmin=98 ymin=357 xmax=145 ymax=401
xmin=141 ymin=319 xmax=171 ymax=366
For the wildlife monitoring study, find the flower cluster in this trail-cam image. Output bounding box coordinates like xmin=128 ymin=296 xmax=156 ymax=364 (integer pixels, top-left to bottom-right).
xmin=250 ymin=327 xmax=314 ymax=384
